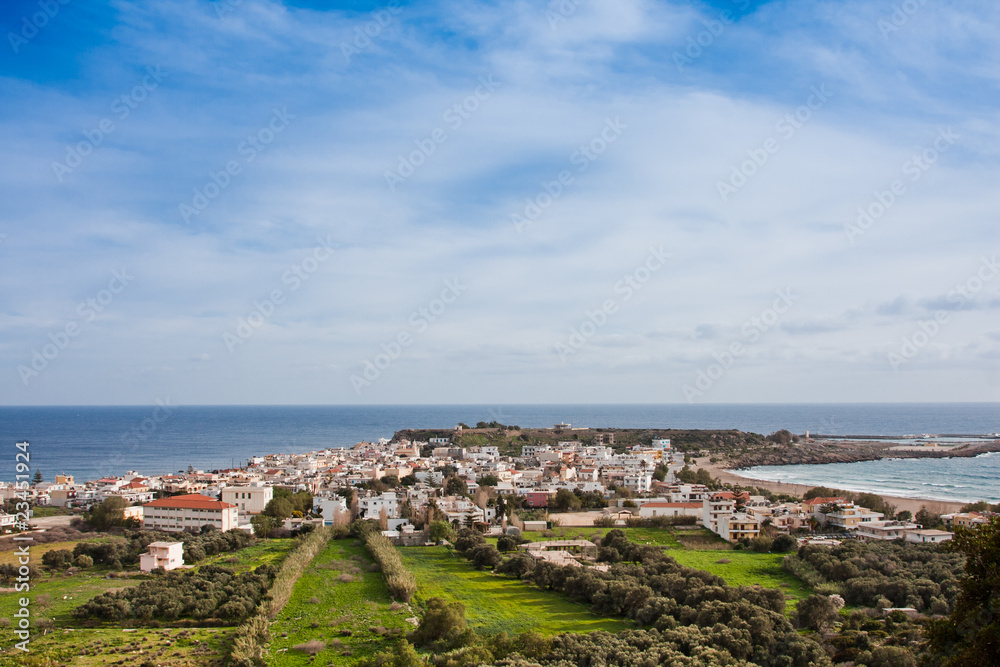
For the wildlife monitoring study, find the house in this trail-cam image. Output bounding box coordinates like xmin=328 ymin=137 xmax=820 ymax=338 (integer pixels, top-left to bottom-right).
xmin=139 ymin=542 xmax=184 ymax=572
xmin=221 ymin=484 xmax=273 ymax=515
xmin=904 ymin=529 xmax=953 ymax=544
xmin=702 ymin=495 xmax=735 ymax=533
xmin=815 ymin=501 xmax=884 ymax=530
xmin=142 ymin=494 xmax=239 ymax=532
xmin=525 ymin=492 xmax=550 ymax=508
xmin=314 ymin=495 xmax=350 ymax=525
xmin=856 ymin=520 xmax=918 ymax=541
xmin=638 ymin=502 xmax=702 ymax=519
xmin=940 ymin=511 xmax=990 ymax=529
xmin=716 ymin=513 xmax=761 ymax=542
xmin=123 ymin=505 xmax=144 ymax=522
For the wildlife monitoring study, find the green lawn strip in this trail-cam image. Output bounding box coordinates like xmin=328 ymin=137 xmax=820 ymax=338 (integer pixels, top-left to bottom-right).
xmin=0 ymin=567 xmax=143 ymax=628
xmin=0 ymin=626 xmax=232 ymax=666
xmin=401 ymin=546 xmax=630 ymax=637
xmin=0 ymin=537 xmax=117 ymax=567
xmin=194 ymin=538 xmax=296 ymax=574
xmin=517 ymin=526 xmax=683 ymax=548
xmin=268 ymin=540 xmax=413 ymax=667
xmin=668 ymin=550 xmax=812 ymax=614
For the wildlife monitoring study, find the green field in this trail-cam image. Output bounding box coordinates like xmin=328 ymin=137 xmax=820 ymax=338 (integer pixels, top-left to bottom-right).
xmin=195 ymin=538 xmax=296 ymax=573
xmin=0 ymin=538 xmax=299 ymax=666
xmin=0 ymin=626 xmax=233 ymax=666
xmin=668 ymin=550 xmax=811 ymax=612
xmin=517 ymin=525 xmax=726 ymax=549
xmin=401 ymin=546 xmax=630 ymax=636
xmin=269 ymin=539 xmax=414 ymax=667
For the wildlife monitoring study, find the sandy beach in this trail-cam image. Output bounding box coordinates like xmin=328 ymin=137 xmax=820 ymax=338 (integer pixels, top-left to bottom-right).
xmin=696 ymin=457 xmax=966 ymax=516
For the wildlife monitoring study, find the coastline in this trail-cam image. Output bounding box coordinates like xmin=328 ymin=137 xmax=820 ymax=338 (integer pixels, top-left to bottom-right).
xmin=696 ymin=457 xmax=966 ymax=515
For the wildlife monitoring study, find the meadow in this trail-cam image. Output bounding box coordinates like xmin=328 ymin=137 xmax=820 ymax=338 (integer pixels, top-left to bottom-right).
xmin=668 ymin=550 xmax=811 ymax=612
xmin=0 ymin=537 xmax=298 ymax=666
xmin=401 ymin=546 xmax=631 ymax=636
xmin=268 ymin=539 xmax=414 ymax=667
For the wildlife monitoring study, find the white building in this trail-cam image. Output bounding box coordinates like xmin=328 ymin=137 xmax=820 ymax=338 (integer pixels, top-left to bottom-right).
xmin=360 ymin=492 xmax=400 ymax=520
xmin=221 ymin=484 xmax=273 ymax=515
xmin=638 ymin=502 xmax=702 ymax=519
xmin=856 ymin=520 xmax=919 ymax=542
xmin=904 ymin=529 xmax=953 ymax=544
xmin=623 ymin=473 xmax=653 ymax=494
xmin=142 ymin=494 xmax=239 ymax=532
xmin=139 ymin=542 xmax=184 ymax=572
xmin=315 ymin=495 xmax=350 ymax=525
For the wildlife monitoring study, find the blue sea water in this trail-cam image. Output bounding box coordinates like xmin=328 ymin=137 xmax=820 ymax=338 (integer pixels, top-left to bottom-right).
xmin=0 ymin=403 xmax=997 ymax=488
xmin=738 ymin=453 xmax=1000 ymax=504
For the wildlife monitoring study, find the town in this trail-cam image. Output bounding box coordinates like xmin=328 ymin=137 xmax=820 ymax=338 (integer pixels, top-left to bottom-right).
xmin=5 ymin=423 xmax=985 ymax=562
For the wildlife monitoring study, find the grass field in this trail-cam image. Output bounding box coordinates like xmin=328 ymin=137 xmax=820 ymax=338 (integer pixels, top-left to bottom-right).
xmin=401 ymin=546 xmax=630 ymax=637
xmin=195 ymin=538 xmax=296 ymax=573
xmin=0 ymin=538 xmax=299 ymax=666
xmin=269 ymin=539 xmax=414 ymax=667
xmin=668 ymin=550 xmax=812 ymax=612
xmin=517 ymin=526 xmax=725 ymax=549
xmin=0 ymin=626 xmax=234 ymax=666
xmin=0 ymin=568 xmax=143 ymax=626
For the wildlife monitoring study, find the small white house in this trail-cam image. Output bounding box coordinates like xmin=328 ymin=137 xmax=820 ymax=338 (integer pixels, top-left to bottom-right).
xmin=139 ymin=542 xmax=184 ymax=572
xmin=904 ymin=529 xmax=953 ymax=544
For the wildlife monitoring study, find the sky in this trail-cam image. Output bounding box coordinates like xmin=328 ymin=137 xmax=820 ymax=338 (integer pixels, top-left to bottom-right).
xmin=0 ymin=0 xmax=998 ymax=406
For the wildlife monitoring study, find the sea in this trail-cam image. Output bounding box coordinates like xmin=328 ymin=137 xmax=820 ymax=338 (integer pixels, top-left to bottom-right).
xmin=1 ymin=403 xmax=998 ymax=502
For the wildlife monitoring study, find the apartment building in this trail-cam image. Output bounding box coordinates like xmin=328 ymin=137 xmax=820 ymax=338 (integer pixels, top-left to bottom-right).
xmin=142 ymin=494 xmax=238 ymax=532
xmin=221 ymin=484 xmax=273 ymax=515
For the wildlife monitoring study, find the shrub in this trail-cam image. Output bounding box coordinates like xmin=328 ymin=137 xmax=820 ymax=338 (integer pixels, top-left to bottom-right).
xmin=42 ymin=549 xmax=74 ymax=569
xmin=796 ymin=594 xmax=840 ymax=632
xmin=292 ymin=639 xmax=325 ymax=655
xmin=364 ymin=531 xmax=417 ymax=602
xmin=771 ymin=534 xmax=796 ymax=552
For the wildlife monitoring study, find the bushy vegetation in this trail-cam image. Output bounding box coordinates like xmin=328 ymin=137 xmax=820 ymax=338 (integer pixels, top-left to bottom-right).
xmin=926 ymin=515 xmax=1000 ymax=666
xmin=487 ymin=529 xmax=829 ymax=666
xmin=623 ymin=515 xmax=699 ymax=528
xmin=784 ymin=540 xmax=963 ymax=611
xmin=70 ymin=527 xmax=254 ymax=569
xmin=226 ymin=525 xmax=333 ymax=667
xmin=73 ymin=563 xmax=275 ymax=623
xmin=364 ymin=530 xmax=417 ymax=601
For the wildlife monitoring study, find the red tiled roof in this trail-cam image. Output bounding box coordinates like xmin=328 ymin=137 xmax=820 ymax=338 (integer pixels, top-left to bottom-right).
xmin=803 ymin=497 xmax=845 ymax=506
xmin=144 ymin=494 xmax=235 ymax=510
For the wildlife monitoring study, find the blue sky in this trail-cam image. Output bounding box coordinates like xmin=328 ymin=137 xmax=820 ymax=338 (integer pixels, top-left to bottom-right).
xmin=1 ymin=0 xmax=998 ymax=405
